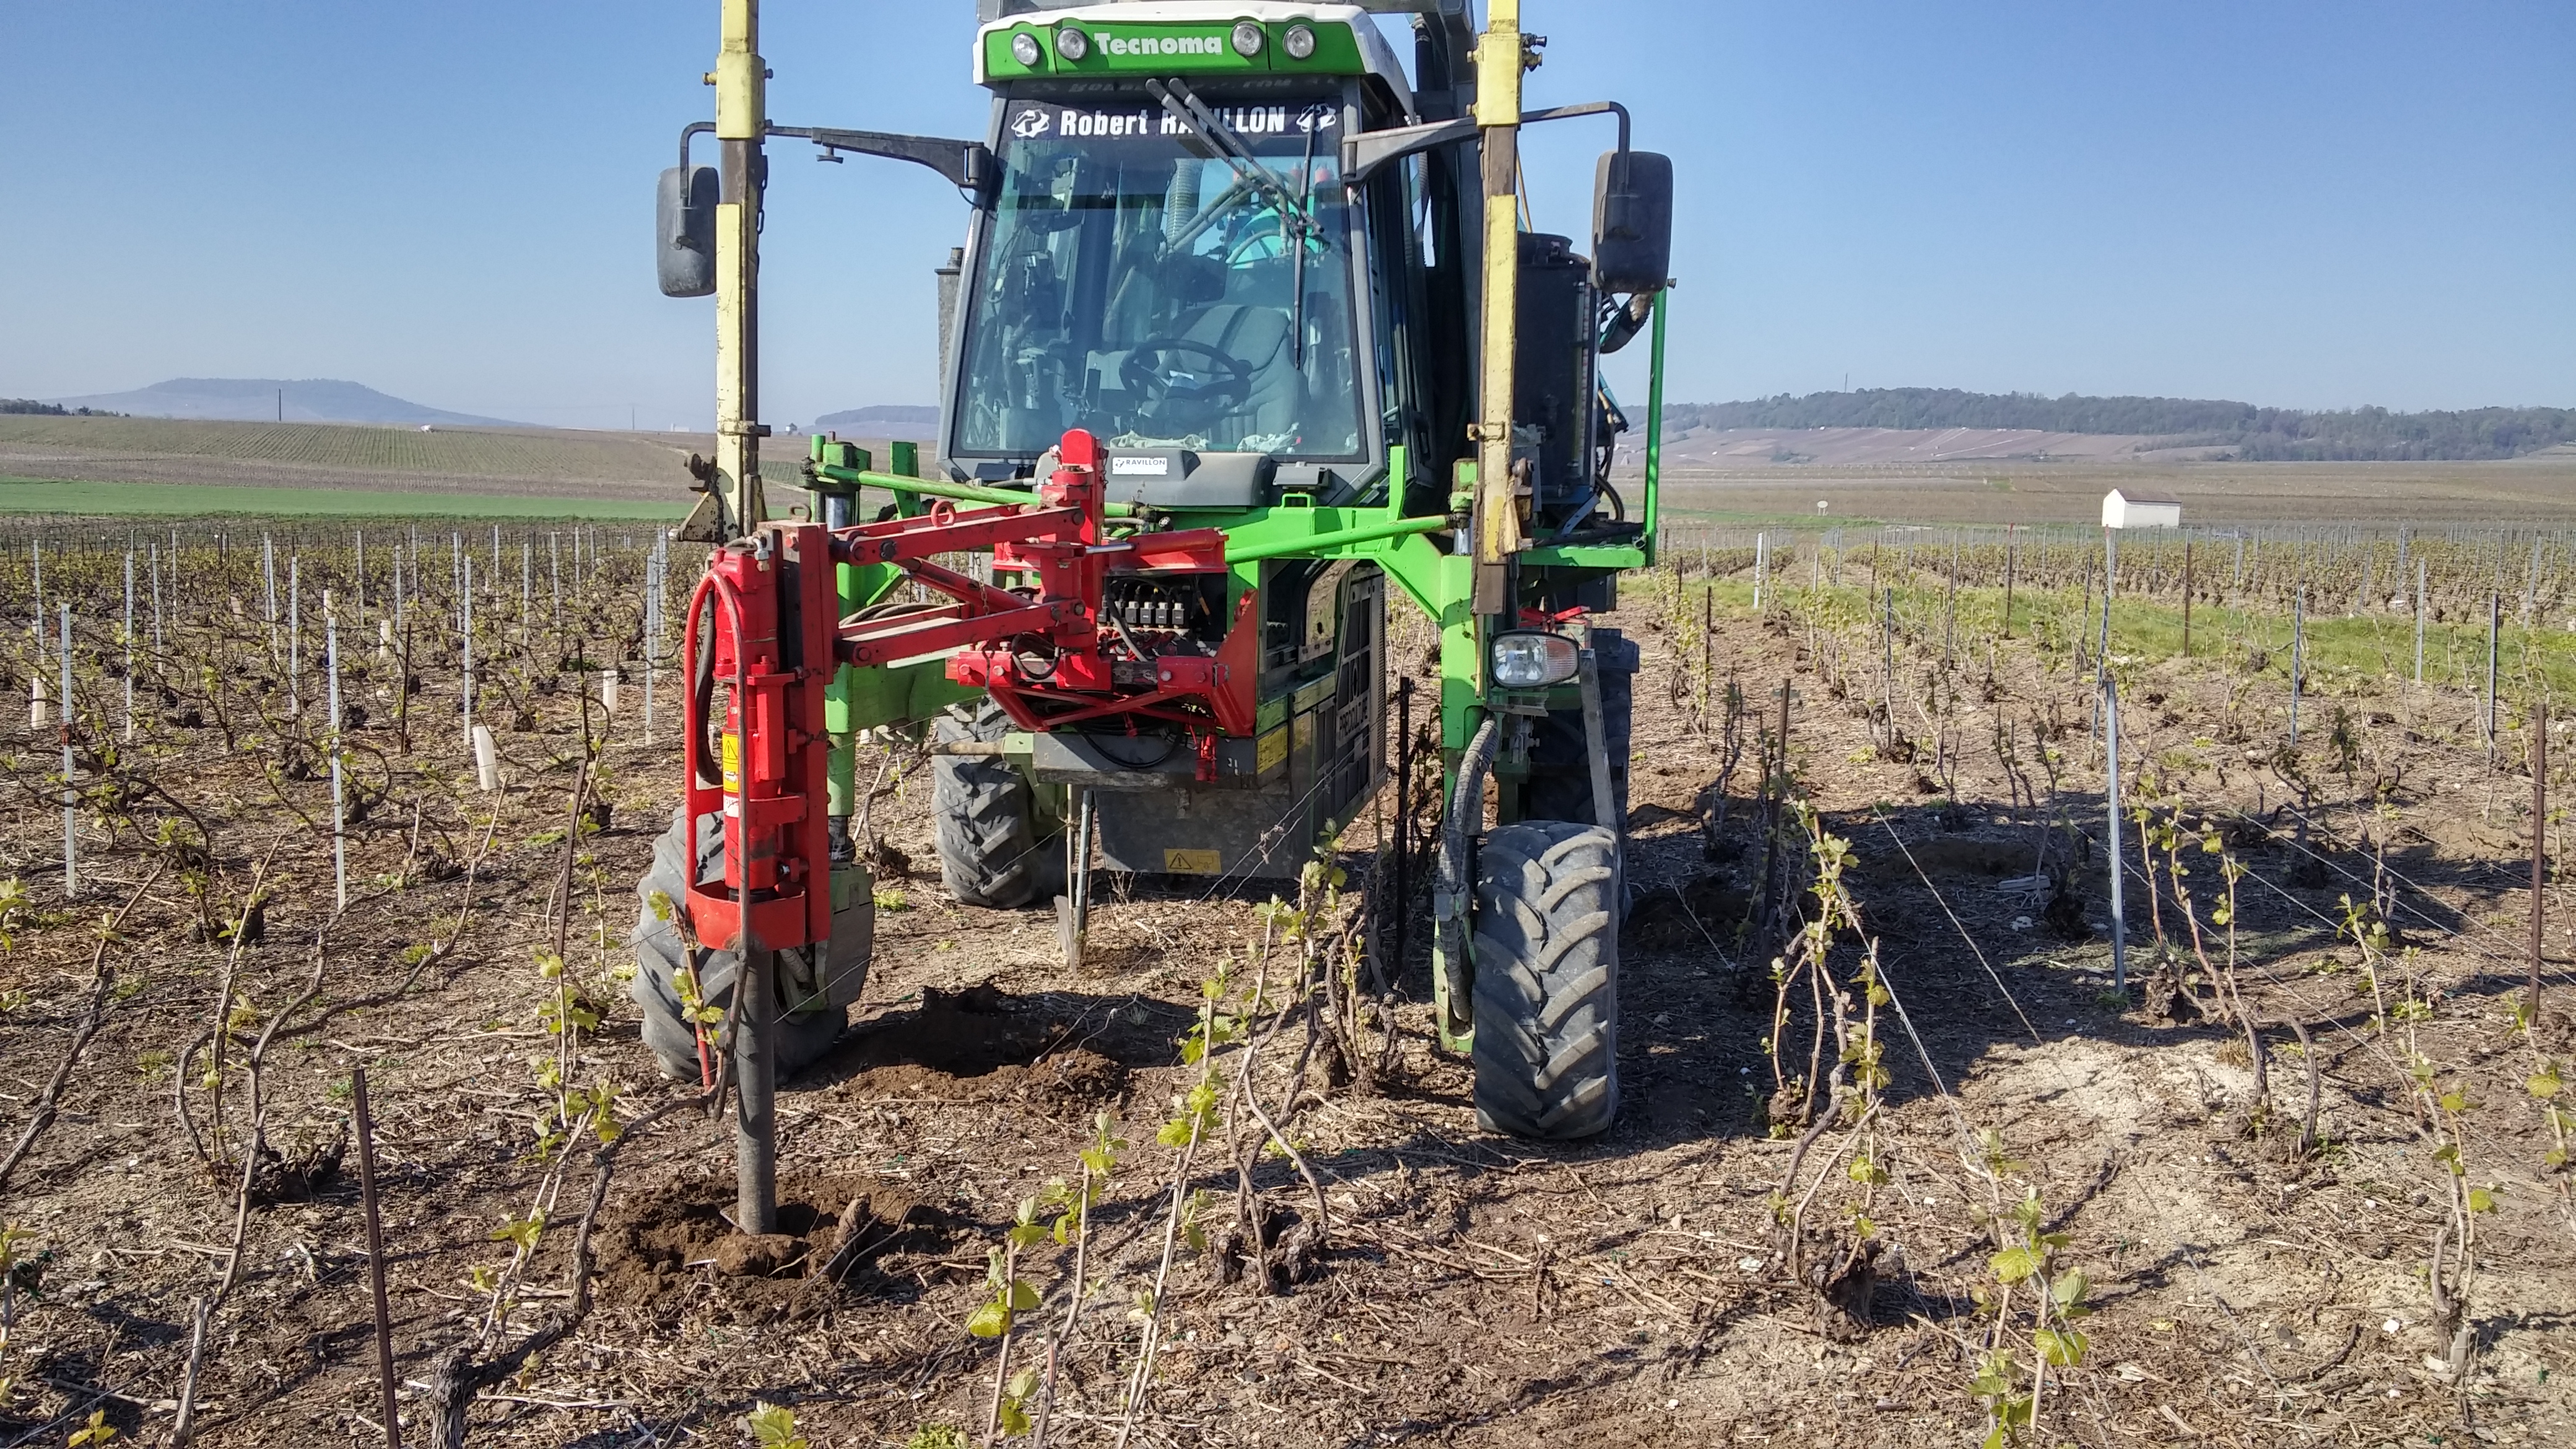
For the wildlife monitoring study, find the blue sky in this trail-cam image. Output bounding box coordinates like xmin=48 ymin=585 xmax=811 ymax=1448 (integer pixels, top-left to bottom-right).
xmin=3 ymin=2 xmax=2568 ymax=429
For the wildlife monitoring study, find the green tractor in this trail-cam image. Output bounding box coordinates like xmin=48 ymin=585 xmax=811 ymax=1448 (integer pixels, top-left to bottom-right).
xmin=640 ymin=0 xmax=1671 ymax=1227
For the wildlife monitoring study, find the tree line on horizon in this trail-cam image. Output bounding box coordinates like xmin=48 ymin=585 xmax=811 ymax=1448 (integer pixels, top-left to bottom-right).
xmin=1661 ymin=388 xmax=2576 ymax=461
xmin=1 ymin=399 xmax=121 ymax=417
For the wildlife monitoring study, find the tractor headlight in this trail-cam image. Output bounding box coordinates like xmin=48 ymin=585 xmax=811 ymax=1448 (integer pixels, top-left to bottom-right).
xmin=1230 ymin=20 xmax=1265 ymax=57
xmin=1490 ymin=631 xmax=1580 ymax=689
xmin=1009 ymin=30 xmax=1043 ymax=66
xmin=1054 ymin=25 xmax=1089 ymax=61
xmin=1282 ymin=23 xmax=1316 ymax=59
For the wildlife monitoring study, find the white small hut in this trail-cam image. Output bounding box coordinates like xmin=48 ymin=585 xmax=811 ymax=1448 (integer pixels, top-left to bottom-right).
xmin=2102 ymin=488 xmax=2182 ymax=529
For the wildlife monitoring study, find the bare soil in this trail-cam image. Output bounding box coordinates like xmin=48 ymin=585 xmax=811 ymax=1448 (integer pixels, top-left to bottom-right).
xmin=2 ymin=567 xmax=2574 ymax=1449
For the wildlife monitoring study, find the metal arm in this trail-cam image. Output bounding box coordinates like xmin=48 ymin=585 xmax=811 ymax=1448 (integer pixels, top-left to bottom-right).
xmin=771 ymin=124 xmax=995 ymax=197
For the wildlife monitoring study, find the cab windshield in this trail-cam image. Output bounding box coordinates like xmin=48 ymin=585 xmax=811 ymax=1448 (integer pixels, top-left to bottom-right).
xmin=951 ymin=97 xmax=1364 ymax=462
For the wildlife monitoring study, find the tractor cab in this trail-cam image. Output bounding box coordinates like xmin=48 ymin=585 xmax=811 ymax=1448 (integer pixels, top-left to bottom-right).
xmin=949 ymin=6 xmax=1416 ymax=510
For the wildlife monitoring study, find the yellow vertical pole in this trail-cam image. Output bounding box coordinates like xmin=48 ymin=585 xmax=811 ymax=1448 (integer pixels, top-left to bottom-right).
xmin=712 ymin=0 xmax=767 ymax=539
xmin=710 ymin=0 xmax=776 ymax=1237
xmin=1470 ymin=0 xmax=1527 ymax=616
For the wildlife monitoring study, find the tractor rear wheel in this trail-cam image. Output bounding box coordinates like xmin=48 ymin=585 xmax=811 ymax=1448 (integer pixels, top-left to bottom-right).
xmin=1470 ymin=820 xmax=1621 ymax=1138
xmin=932 ymin=700 xmax=1065 ymax=908
xmin=629 ymin=809 xmax=850 ymax=1081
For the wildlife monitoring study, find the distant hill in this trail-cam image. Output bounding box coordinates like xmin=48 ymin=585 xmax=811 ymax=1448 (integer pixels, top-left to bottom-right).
xmin=42 ymin=378 xmax=522 ymax=428
xmin=814 ymin=404 xmax=939 ymax=442
xmin=1665 ymin=389 xmax=2576 ymax=462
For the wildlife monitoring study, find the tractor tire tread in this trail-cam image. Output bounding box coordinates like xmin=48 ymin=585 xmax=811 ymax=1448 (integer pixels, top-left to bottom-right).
xmin=1470 ymin=821 xmax=1620 ymax=1140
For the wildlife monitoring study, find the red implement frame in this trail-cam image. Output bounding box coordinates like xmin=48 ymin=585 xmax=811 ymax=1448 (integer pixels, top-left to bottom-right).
xmin=680 ymin=430 xmax=1244 ymax=949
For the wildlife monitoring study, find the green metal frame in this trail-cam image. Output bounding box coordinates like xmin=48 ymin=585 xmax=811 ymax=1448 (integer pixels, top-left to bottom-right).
xmin=801 ymin=275 xmax=1666 ymax=1053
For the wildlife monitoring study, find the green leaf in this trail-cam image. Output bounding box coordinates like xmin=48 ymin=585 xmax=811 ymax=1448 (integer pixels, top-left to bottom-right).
xmin=2050 ymin=1268 xmax=2091 ymax=1309
xmin=2468 ymin=1186 xmax=2497 ymax=1213
xmin=2530 ymin=1069 xmax=2564 ymax=1101
xmin=964 ymin=1301 xmax=1011 ymax=1338
xmin=746 ymin=1403 xmax=810 ymax=1449
xmin=1007 ymin=1279 xmax=1042 ymax=1312
xmin=998 ymin=1399 xmax=1032 ymax=1437
xmin=2034 ymin=1327 xmax=2088 ymax=1367
xmin=1990 ymin=1246 xmax=2042 ymax=1284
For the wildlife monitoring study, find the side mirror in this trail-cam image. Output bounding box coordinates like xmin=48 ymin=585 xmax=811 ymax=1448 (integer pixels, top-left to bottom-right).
xmin=656 ymin=165 xmax=719 ymax=298
xmin=1591 ymin=150 xmax=1673 ymax=295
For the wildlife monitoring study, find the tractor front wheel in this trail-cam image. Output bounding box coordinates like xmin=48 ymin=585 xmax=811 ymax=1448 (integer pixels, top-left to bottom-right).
xmin=931 ymin=700 xmax=1066 ymax=908
xmin=629 ymin=809 xmax=850 ymax=1081
xmin=1470 ymin=820 xmax=1621 ymax=1138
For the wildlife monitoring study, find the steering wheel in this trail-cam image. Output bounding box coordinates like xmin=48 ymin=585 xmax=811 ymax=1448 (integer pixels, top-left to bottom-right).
xmin=1120 ymin=337 xmax=1254 ymax=422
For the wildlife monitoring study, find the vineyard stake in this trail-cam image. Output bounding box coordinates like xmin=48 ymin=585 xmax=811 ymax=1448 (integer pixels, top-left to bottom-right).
xmin=1879 ymin=587 xmax=1894 ymax=749
xmin=350 ymin=1066 xmax=402 ymax=1449
xmin=28 ymin=537 xmax=38 ymax=645
xmin=290 ymin=554 xmax=302 ymax=718
xmin=123 ymin=550 xmax=134 ymax=741
xmin=150 ymin=541 xmax=163 ymax=653
xmin=355 ymin=528 xmax=365 ymax=620
xmin=2182 ymin=539 xmax=2193 ymax=657
xmin=2487 ymin=592 xmax=2500 ymax=767
xmin=520 ymin=540 xmax=532 ymax=640
xmin=59 ymin=604 xmax=75 ymax=899
xmin=2105 ymin=675 xmax=2126 ymax=993
xmin=2002 ymin=523 xmax=2016 ymax=636
xmin=2533 ymin=699 xmax=2548 ymax=1024
xmin=1753 ymin=531 xmax=1766 ymax=612
xmin=461 ymin=555 xmax=475 ymax=749
xmin=329 ymin=619 xmax=347 ymax=908
xmin=263 ymin=534 xmax=279 ymax=660
xmin=2415 ymin=558 xmax=2427 ymax=685
xmin=2290 ymin=585 xmax=2304 ymax=747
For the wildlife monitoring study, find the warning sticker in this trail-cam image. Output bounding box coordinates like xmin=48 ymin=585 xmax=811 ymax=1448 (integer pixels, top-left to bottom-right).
xmin=1255 ymin=726 xmax=1289 ymax=774
xmin=720 ymin=732 xmax=741 ymax=790
xmin=1162 ymin=848 xmax=1222 ymax=874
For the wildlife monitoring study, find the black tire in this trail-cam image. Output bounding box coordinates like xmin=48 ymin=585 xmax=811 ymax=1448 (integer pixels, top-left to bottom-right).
xmin=1471 ymin=820 xmax=1621 ymax=1139
xmin=932 ymin=700 xmax=1064 ymax=908
xmin=629 ymin=808 xmax=848 ymax=1082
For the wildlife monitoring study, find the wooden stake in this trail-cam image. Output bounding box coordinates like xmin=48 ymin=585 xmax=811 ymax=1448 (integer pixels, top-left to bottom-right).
xmin=2182 ymin=539 xmax=2193 ymax=657
xmin=352 ymin=1067 xmax=403 ymax=1449
xmin=2534 ymin=698 xmax=2549 ymax=1024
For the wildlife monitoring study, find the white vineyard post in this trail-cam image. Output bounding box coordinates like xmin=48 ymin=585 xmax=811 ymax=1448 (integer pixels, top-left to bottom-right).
xmin=289 ymin=554 xmax=302 ymax=718
xmin=328 ymin=617 xmax=347 ymax=910
xmin=461 ymin=555 xmax=475 ymax=749
xmin=123 ymin=550 xmax=134 ymax=741
xmin=59 ymin=603 xmax=75 ymax=900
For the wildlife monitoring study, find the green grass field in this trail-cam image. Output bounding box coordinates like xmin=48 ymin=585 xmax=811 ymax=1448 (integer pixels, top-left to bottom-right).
xmin=0 ymin=477 xmax=685 ymax=520
xmin=1695 ymin=575 xmax=2576 ymax=698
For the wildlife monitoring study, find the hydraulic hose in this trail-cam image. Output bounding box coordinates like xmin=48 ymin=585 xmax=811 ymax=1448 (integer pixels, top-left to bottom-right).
xmin=1434 ymin=716 xmax=1500 ymax=1038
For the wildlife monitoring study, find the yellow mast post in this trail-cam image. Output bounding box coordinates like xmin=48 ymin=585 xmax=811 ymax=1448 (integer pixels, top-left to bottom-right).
xmin=710 ymin=0 xmax=777 ymax=1235
xmin=1470 ymin=0 xmax=1530 ymax=616
xmin=711 ymin=0 xmax=767 ymax=540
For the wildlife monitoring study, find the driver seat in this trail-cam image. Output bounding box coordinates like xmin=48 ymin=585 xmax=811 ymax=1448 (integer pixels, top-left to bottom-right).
xmin=1174 ymin=303 xmax=1302 ymax=440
